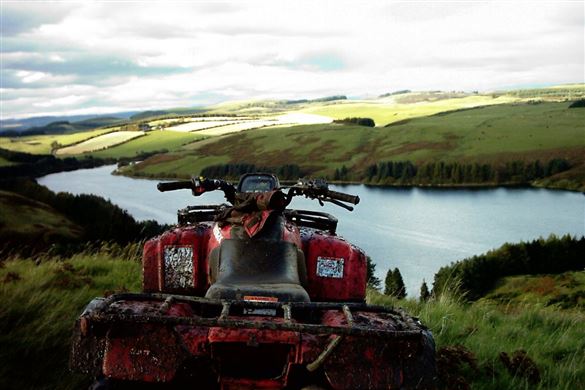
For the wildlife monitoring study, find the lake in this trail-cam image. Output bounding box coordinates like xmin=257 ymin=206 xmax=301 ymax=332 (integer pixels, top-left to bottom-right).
xmin=38 ymin=165 xmax=585 ymax=296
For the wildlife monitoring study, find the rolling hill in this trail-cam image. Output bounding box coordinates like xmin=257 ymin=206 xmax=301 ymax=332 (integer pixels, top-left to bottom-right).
xmin=1 ymin=85 xmax=584 ymax=190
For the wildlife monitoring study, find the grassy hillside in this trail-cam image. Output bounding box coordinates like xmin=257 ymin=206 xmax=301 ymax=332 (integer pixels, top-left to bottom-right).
xmin=55 ymin=130 xmax=145 ymax=155
xmin=0 ymin=247 xmax=142 ymax=390
xmin=1 ymin=86 xmax=583 ymax=190
xmin=0 ymin=190 xmax=82 ymax=253
xmin=120 ymin=101 xmax=585 ymax=190
xmin=0 ymin=128 xmax=116 ymax=154
xmin=0 ymin=156 xmax=16 ymax=167
xmin=87 ymin=130 xmax=205 ymax=159
xmin=369 ymin=282 xmax=585 ymax=390
xmin=0 ymin=180 xmax=165 ymax=256
xmin=482 ymin=272 xmax=585 ymax=309
xmin=301 ymin=94 xmax=517 ymax=126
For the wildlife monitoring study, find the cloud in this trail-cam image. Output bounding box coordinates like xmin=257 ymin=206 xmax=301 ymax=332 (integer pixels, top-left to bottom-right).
xmin=0 ymin=3 xmax=73 ymax=36
xmin=1 ymin=0 xmax=583 ymax=119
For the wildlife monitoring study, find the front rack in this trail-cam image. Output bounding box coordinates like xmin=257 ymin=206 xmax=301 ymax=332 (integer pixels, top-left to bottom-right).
xmin=84 ymin=293 xmax=424 ymax=340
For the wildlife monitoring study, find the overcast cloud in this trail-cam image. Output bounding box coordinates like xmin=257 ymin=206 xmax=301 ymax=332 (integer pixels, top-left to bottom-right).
xmin=1 ymin=0 xmax=583 ymax=119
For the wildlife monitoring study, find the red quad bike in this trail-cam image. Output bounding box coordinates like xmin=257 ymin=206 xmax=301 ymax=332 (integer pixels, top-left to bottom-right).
xmin=71 ymin=173 xmax=437 ymax=389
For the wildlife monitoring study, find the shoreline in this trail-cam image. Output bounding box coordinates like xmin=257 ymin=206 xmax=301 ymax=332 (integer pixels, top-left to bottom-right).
xmin=112 ymin=166 xmax=585 ymax=194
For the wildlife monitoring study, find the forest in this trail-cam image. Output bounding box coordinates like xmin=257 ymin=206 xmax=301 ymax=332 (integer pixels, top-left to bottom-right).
xmin=432 ymin=235 xmax=585 ymax=300
xmin=362 ymin=158 xmax=572 ymax=185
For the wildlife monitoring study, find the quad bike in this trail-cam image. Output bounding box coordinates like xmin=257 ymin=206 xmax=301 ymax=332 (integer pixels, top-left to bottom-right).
xmin=71 ymin=173 xmax=437 ymax=389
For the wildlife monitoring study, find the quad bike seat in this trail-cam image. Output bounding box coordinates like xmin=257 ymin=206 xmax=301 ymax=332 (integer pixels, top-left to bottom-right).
xmin=206 ymin=238 xmax=310 ymax=302
xmin=206 ymin=212 xmax=309 ymax=302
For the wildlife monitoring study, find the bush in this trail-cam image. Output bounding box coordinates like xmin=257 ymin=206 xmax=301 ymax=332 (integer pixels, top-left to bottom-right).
xmin=568 ymin=99 xmax=585 ymax=108
xmin=333 ymin=117 xmax=375 ymax=127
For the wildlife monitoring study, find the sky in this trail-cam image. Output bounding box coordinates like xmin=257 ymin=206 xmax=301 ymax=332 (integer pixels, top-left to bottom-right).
xmin=1 ymin=0 xmax=583 ymax=120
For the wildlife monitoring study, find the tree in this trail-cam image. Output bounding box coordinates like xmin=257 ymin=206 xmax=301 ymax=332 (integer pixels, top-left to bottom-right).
xmin=384 ymin=269 xmax=394 ymax=296
xmin=384 ymin=267 xmax=407 ymax=298
xmin=420 ymin=279 xmax=430 ymax=302
xmin=366 ymin=256 xmax=381 ymax=290
xmin=393 ymin=268 xmax=407 ymax=299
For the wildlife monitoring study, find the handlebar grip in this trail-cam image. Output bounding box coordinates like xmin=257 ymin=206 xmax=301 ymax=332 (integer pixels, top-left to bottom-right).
xmin=157 ymin=181 xmax=193 ymax=192
xmin=327 ymin=190 xmax=360 ymax=205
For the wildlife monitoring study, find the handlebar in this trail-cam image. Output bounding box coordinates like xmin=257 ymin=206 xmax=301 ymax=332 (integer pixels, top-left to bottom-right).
xmin=285 ymin=179 xmax=359 ymax=211
xmin=157 ymin=177 xmax=236 ymax=203
xmin=156 ymin=176 xmax=359 ymax=212
xmin=157 ymin=180 xmax=193 ymax=192
xmin=326 ymin=190 xmax=360 ymax=205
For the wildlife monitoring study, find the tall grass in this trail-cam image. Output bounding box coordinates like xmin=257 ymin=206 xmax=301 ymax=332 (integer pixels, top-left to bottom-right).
xmin=1 ymin=246 xmax=583 ymax=389
xmin=368 ymin=285 xmax=585 ymax=389
xmin=0 ymin=243 xmax=142 ymax=390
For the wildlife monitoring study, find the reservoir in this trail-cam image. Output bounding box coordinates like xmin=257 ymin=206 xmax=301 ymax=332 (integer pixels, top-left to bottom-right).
xmin=38 ymin=165 xmax=585 ymax=296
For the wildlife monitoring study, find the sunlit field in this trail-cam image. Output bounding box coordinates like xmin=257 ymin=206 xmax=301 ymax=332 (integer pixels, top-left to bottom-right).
xmin=56 ymin=131 xmax=145 ymax=155
xmin=0 ymin=128 xmax=115 ymax=154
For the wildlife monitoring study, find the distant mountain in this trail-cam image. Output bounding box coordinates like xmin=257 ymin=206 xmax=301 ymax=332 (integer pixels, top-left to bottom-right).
xmin=129 ymin=107 xmax=207 ymax=121
xmin=0 ymin=112 xmax=139 ymax=133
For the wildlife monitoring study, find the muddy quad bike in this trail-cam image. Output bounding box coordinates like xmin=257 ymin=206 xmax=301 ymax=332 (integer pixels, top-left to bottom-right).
xmin=71 ymin=173 xmax=437 ymax=389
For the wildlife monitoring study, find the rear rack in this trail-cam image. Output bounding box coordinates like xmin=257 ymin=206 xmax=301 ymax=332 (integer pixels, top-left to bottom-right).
xmin=178 ymin=205 xmax=222 ymax=225
xmin=85 ymin=293 xmax=423 ymax=340
xmin=283 ymin=209 xmax=338 ymax=234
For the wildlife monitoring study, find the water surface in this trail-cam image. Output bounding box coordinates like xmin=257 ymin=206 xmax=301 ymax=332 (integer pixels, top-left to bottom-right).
xmin=39 ymin=165 xmax=585 ymax=295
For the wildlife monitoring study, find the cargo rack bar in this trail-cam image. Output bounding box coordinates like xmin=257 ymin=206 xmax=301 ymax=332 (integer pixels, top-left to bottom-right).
xmin=87 ymin=293 xmax=424 ymax=339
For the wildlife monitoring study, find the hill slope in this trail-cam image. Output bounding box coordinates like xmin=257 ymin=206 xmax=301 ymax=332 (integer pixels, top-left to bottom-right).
xmin=120 ymin=102 xmax=585 ymax=190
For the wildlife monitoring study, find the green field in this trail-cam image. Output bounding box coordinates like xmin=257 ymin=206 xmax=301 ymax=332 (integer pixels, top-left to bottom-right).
xmin=2 ymin=86 xmax=583 ymax=190
xmin=301 ymin=94 xmax=517 ymax=126
xmin=0 ymin=128 xmax=115 ymax=154
xmin=86 ymin=130 xmax=205 ymax=159
xmin=56 ymin=130 xmax=145 ymax=155
xmin=121 ymin=102 xmax=585 ymax=187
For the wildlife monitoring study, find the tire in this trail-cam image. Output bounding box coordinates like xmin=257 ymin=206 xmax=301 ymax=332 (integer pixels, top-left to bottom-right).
xmin=401 ymin=330 xmax=438 ymax=389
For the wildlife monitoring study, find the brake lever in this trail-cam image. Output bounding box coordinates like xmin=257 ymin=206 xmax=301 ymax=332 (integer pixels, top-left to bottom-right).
xmin=322 ymin=198 xmax=354 ymax=211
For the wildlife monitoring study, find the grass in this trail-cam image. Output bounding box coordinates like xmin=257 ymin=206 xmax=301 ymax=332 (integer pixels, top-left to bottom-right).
xmin=125 ymin=102 xmax=585 ymax=184
xmin=86 ymin=130 xmax=205 ymax=159
xmin=301 ymin=95 xmax=517 ymax=126
xmin=120 ymin=153 xmax=229 ymax=178
xmin=482 ymin=272 xmax=585 ymax=309
xmin=55 ymin=131 xmax=144 ymax=155
xmin=0 ymin=245 xmax=142 ymax=390
xmin=1 ymin=250 xmax=582 ymax=389
xmin=0 ymin=128 xmax=115 ymax=154
xmin=0 ymin=190 xmax=81 ymax=244
xmin=165 ymin=119 xmax=243 ymax=132
xmin=367 ymin=275 xmax=585 ymax=389
xmin=0 ymin=156 xmax=16 ymax=167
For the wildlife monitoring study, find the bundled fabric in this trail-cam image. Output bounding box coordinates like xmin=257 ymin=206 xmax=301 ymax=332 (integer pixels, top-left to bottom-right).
xmin=215 ymin=190 xmax=287 ymax=237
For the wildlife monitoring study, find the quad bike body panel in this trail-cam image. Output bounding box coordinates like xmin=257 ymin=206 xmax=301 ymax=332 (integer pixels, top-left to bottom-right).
xmin=71 ymin=174 xmax=437 ymax=389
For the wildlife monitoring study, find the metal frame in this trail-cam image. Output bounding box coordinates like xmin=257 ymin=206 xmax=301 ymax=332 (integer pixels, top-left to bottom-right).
xmin=85 ymin=293 xmax=424 ymax=340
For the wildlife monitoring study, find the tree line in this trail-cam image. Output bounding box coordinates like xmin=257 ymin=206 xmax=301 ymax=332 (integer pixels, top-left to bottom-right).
xmin=364 ymin=159 xmax=571 ymax=185
xmin=432 ymin=235 xmax=585 ymax=300
xmin=200 ymin=163 xmax=305 ymax=181
xmin=0 ymin=148 xmax=113 ymax=178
